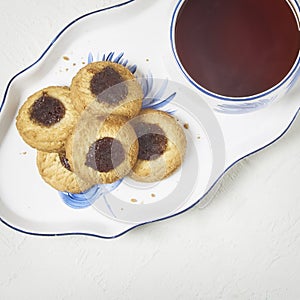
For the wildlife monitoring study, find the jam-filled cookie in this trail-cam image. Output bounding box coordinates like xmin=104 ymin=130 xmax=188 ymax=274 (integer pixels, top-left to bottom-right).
xmin=70 ymin=61 xmax=143 ymax=118
xmin=37 ymin=151 xmax=92 ymax=193
xmin=129 ymin=109 xmax=186 ymax=182
xmin=16 ymin=86 xmax=79 ymax=152
xmin=65 ymin=113 xmax=139 ymax=184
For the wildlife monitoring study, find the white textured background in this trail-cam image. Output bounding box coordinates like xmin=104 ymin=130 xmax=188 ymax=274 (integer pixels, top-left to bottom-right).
xmin=1 ymin=1 xmax=300 ymax=299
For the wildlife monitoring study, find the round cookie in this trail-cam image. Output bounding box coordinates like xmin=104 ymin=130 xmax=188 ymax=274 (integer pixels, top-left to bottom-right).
xmin=37 ymin=151 xmax=93 ymax=194
xmin=66 ymin=113 xmax=139 ymax=184
xmin=129 ymin=109 xmax=187 ymax=182
xmin=70 ymin=61 xmax=143 ymax=118
xmin=16 ymin=86 xmax=79 ymax=152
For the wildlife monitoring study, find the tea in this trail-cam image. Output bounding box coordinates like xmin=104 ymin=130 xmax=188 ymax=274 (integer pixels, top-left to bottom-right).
xmin=175 ymin=0 xmax=300 ymax=97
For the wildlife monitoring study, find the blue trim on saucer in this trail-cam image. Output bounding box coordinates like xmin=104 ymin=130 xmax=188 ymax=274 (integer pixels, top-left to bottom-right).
xmin=1 ymin=0 xmax=300 ymax=239
xmin=170 ymin=0 xmax=300 ymax=102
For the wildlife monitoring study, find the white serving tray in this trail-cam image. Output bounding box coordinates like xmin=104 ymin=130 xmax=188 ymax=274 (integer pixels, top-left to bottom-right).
xmin=0 ymin=0 xmax=299 ymax=238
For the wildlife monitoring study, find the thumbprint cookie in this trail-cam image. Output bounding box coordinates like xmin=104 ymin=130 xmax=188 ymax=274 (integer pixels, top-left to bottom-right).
xmin=16 ymin=86 xmax=79 ymax=152
xmin=129 ymin=109 xmax=186 ymax=182
xmin=70 ymin=61 xmax=143 ymax=118
xmin=65 ymin=113 xmax=139 ymax=184
xmin=36 ymin=151 xmax=92 ymax=194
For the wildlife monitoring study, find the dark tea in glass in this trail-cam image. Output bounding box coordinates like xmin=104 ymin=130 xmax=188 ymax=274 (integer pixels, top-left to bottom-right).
xmin=175 ymin=0 xmax=300 ymax=98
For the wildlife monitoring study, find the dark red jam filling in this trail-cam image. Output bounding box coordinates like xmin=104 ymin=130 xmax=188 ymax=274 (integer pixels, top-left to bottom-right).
xmin=59 ymin=152 xmax=71 ymax=172
xmin=85 ymin=137 xmax=125 ymax=173
xmin=90 ymin=67 xmax=128 ymax=104
xmin=134 ymin=122 xmax=167 ymax=161
xmin=30 ymin=93 xmax=65 ymax=126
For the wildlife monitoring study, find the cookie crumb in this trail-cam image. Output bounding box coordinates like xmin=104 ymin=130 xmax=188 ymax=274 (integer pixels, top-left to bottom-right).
xmin=184 ymin=123 xmax=189 ymax=129
xmin=63 ymin=56 xmax=70 ymax=61
xmin=73 ymin=63 xmax=76 ymax=66
xmin=65 ymin=68 xmax=69 ymax=72
xmin=130 ymin=198 xmax=137 ymax=203
xmin=82 ymin=62 xmax=86 ymax=65
xmin=146 ymin=58 xmax=149 ymax=62
xmin=197 ymin=135 xmax=201 ymax=139
xmin=20 ymin=151 xmax=27 ymax=155
xmin=151 ymin=193 xmax=156 ymax=197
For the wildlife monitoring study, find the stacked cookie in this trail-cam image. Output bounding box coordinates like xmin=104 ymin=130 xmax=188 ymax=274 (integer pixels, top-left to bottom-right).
xmin=16 ymin=61 xmax=186 ymax=194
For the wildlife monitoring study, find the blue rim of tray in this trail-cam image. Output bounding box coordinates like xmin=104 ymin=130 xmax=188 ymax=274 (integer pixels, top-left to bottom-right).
xmin=1 ymin=0 xmax=300 ymax=239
